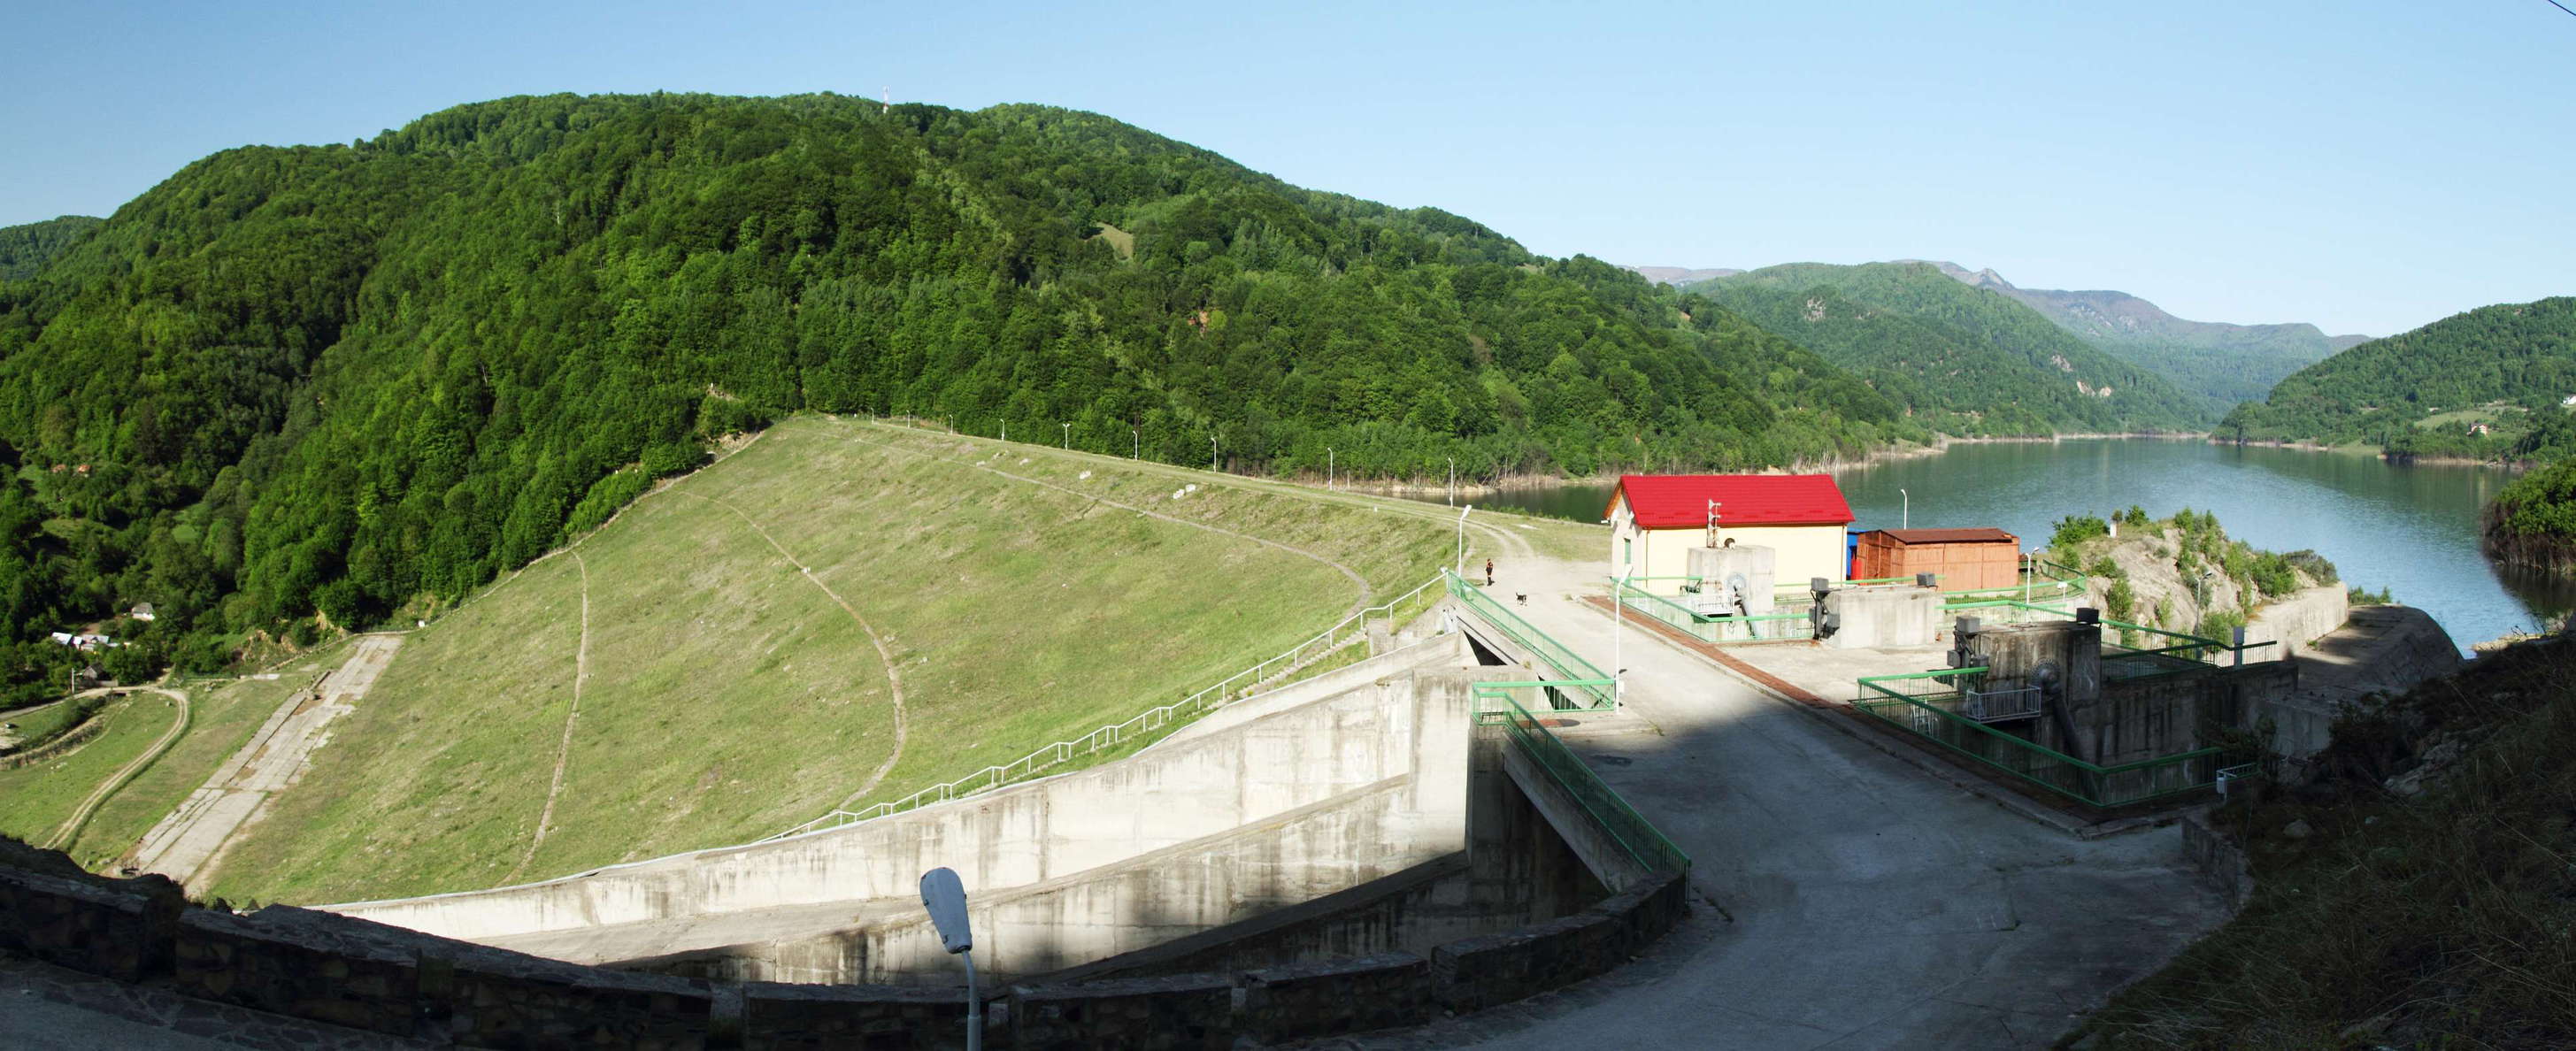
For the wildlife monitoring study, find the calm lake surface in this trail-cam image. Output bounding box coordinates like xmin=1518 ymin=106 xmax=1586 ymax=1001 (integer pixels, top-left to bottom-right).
xmin=1421 ymin=439 xmax=2574 ymax=651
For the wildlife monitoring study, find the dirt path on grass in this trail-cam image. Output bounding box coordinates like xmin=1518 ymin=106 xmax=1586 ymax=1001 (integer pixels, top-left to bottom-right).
xmin=510 ymin=551 xmax=593 ymax=881
xmin=43 ymin=687 xmax=188 ymax=852
xmin=678 ymin=492 xmax=912 ymax=808
xmin=128 ymin=635 xmax=403 ymax=891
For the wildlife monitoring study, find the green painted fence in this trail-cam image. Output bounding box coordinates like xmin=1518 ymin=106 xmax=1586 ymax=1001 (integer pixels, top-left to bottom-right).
xmin=1477 ymin=686 xmax=1690 ymax=875
xmin=1851 ymin=669 xmax=2239 ymax=809
xmin=1446 ymin=571 xmax=1616 ymax=708
xmin=1610 ymin=577 xmax=1811 ymax=643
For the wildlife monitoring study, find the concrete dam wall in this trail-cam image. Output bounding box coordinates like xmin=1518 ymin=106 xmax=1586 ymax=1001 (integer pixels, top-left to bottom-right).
xmin=327 ymin=638 xmax=1500 ymax=983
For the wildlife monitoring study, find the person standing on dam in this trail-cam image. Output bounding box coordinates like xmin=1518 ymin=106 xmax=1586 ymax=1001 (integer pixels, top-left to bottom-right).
xmin=1485 ymin=558 xmax=1496 ymax=587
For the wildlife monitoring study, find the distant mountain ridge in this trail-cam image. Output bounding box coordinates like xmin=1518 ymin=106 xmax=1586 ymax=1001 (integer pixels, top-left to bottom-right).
xmin=1628 ymin=258 xmax=2364 ymax=410
xmin=1903 ymin=257 xmax=2366 ymax=352
xmin=0 ymin=216 xmax=103 ymax=282
xmin=1628 ymin=265 xmax=1742 ymax=286
xmin=1681 ymin=261 xmax=2207 ymax=435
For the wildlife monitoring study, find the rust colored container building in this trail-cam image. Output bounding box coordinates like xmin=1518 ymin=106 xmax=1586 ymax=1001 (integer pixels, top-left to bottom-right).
xmin=1855 ymin=527 xmax=2021 ymax=591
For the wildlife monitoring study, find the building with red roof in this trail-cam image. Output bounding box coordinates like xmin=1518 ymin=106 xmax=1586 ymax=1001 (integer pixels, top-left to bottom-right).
xmin=1605 ymin=474 xmax=1856 ymax=593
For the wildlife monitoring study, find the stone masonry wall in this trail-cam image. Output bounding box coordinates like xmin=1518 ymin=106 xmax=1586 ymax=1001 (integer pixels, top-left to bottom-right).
xmin=2 ymin=840 xmax=1690 ymax=1048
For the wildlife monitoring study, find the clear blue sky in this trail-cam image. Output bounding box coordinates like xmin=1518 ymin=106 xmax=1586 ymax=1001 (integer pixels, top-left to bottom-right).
xmin=4 ymin=0 xmax=2570 ymax=336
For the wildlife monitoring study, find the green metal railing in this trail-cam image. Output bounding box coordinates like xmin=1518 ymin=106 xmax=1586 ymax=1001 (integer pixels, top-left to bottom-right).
xmin=1611 ymin=577 xmax=1812 ymax=643
xmin=1613 ymin=562 xmax=2089 ymax=647
xmin=1936 ymin=599 xmax=2276 ymax=672
xmin=1470 ymin=679 xmax=1620 ymax=721
xmin=1852 ymin=669 xmax=2240 ymax=809
xmin=1447 ymin=571 xmax=1616 ymax=707
xmin=1479 ymin=687 xmax=1690 ymax=874
xmin=770 ymin=573 xmax=1449 ymax=840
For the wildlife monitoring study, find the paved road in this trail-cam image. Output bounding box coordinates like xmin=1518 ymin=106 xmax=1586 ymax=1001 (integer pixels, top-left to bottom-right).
xmin=1384 ymin=556 xmax=2225 ymax=1050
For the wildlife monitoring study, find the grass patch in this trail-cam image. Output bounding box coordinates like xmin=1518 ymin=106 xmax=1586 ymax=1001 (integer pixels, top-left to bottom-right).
xmin=0 ymin=696 xmax=180 ymax=848
xmin=204 ymin=416 xmax=1451 ymax=903
xmin=61 ymin=653 xmax=349 ymax=870
xmin=1088 ymin=223 xmax=1135 ymax=260
xmin=1 ymin=697 xmax=97 ymax=752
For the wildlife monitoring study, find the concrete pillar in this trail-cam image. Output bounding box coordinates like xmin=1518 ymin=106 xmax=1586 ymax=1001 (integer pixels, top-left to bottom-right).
xmin=1820 ymin=585 xmax=1942 ymax=648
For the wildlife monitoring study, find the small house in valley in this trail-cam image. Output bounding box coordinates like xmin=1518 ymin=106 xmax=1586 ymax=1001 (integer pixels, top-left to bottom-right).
xmin=1606 ymin=474 xmax=1855 ymax=594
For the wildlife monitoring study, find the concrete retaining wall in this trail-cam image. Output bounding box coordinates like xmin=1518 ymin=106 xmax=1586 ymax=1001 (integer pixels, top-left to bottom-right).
xmin=2243 ymin=584 xmax=2349 ymax=661
xmin=332 ymin=666 xmax=1473 ymax=955
xmin=1155 ymin=632 xmax=1462 ymax=748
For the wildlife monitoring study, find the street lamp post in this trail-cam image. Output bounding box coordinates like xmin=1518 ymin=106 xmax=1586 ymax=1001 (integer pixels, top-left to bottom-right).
xmin=1061 ymin=423 xmax=1070 ymax=449
xmin=1327 ymin=448 xmax=1334 ymax=490
xmin=1446 ymin=457 xmax=1456 ymax=505
xmin=1455 ymin=504 xmax=1472 ymax=574
xmin=919 ymin=868 xmax=981 ymax=1051
xmin=1900 ymin=487 xmax=1909 ymax=530
xmin=1211 ymin=435 xmax=1219 ymax=473
xmin=1132 ymin=428 xmax=1139 ymax=460
xmin=1613 ymin=568 xmax=1628 ymax=705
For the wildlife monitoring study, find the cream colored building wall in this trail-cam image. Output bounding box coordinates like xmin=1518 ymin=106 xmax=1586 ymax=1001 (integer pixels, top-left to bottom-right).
xmin=1609 ymin=496 xmax=1847 ymax=595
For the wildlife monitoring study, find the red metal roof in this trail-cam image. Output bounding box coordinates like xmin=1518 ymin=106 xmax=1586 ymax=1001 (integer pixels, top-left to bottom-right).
xmin=1610 ymin=474 xmax=1855 ymax=529
xmin=1875 ymin=527 xmax=2019 ymax=545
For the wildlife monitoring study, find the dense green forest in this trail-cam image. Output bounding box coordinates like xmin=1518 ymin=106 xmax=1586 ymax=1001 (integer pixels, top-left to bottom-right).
xmin=0 ymin=92 xmax=1934 ymax=696
xmin=1687 ymin=262 xmax=2208 ymax=434
xmin=0 ymin=217 xmax=102 ymax=282
xmin=2219 ymin=297 xmax=2576 ymax=462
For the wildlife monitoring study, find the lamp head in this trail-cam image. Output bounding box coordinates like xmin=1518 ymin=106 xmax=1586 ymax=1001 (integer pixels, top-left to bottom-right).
xmin=919 ymin=867 xmax=973 ymax=955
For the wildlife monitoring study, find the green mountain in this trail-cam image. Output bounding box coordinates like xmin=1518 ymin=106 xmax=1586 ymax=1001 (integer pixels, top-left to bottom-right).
xmin=2221 ymin=297 xmax=2576 ymax=461
xmin=0 ymin=92 xmax=1924 ymax=696
xmin=0 ymin=216 xmax=103 ymax=281
xmin=1686 ymin=261 xmax=2208 ymax=434
xmin=1909 ymin=260 xmax=2360 ymax=409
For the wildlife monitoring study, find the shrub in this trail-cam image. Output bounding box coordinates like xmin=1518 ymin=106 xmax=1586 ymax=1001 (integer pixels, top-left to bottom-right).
xmin=2106 ymin=577 xmax=2137 ymax=621
xmin=2195 ymin=608 xmax=2249 ymax=656
xmin=2251 ymin=552 xmax=2300 ymax=597
xmin=565 ymin=468 xmax=653 ymax=537
xmin=2050 ymin=514 xmax=2111 ymax=550
xmin=2282 ymin=549 xmax=2339 ymax=585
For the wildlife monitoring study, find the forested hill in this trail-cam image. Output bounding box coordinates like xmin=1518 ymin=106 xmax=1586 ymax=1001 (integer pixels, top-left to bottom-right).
xmin=2220 ymin=297 xmax=2576 ymax=461
xmin=1686 ymin=262 xmax=2208 ymax=434
xmin=1910 ymin=260 xmax=2357 ymax=409
xmin=0 ymin=92 xmax=1925 ymax=688
xmin=0 ymin=216 xmax=103 ymax=281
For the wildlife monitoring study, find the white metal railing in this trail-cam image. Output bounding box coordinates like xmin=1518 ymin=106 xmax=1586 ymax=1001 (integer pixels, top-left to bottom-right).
xmin=1958 ymin=684 xmax=2044 ymax=723
xmin=763 ymin=573 xmax=1446 ymax=842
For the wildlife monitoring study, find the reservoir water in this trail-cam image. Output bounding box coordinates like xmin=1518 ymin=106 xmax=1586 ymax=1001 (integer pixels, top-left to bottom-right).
xmin=1426 ymin=439 xmax=2573 ymax=651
